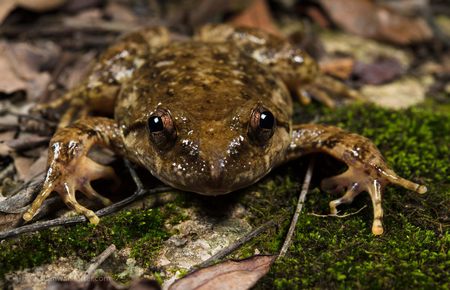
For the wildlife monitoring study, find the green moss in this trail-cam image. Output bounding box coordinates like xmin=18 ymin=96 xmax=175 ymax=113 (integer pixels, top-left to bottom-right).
xmin=251 ymin=104 xmax=449 ymax=289
xmin=0 ymin=208 xmax=169 ymax=279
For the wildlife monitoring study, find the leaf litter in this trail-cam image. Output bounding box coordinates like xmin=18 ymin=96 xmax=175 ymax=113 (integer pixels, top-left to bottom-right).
xmin=0 ymin=0 xmax=448 ymax=289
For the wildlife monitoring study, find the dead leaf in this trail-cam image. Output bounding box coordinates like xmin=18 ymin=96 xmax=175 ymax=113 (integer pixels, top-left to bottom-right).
xmin=318 ymin=0 xmax=433 ymax=45
xmin=0 ymin=131 xmax=15 ymax=156
xmin=0 ymin=41 xmax=60 ymax=100
xmin=6 ymin=135 xmax=49 ymax=152
xmin=169 ymin=255 xmax=276 ymax=290
xmin=0 ymin=0 xmax=16 ymax=25
xmin=231 ymin=0 xmax=282 ymax=37
xmin=16 ymin=0 xmax=66 ymax=12
xmin=0 ymin=0 xmax=66 ymax=24
xmin=353 ymin=57 xmax=404 ymax=85
xmin=58 ymin=51 xmax=96 ymax=90
xmin=23 ymin=151 xmax=48 ymax=182
xmin=104 ymin=2 xmax=138 ymax=24
xmin=0 ymin=44 xmax=27 ymax=94
xmin=12 ymin=154 xmax=34 ymax=181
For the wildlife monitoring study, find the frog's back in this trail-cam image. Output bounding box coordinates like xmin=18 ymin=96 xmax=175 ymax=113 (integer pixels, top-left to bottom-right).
xmin=115 ymin=41 xmax=292 ymax=125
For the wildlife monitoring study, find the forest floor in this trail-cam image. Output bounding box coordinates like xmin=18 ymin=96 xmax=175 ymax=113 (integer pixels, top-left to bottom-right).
xmin=0 ymin=0 xmax=448 ymax=289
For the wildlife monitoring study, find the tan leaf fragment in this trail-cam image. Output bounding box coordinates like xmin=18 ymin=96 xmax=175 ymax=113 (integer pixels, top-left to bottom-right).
xmin=231 ymin=0 xmax=282 ymax=37
xmin=16 ymin=0 xmax=66 ymax=12
xmin=0 ymin=44 xmax=27 ymax=94
xmin=0 ymin=41 xmax=60 ymax=100
xmin=169 ymin=255 xmax=276 ymax=290
xmin=0 ymin=0 xmax=66 ymax=24
xmin=319 ymin=0 xmax=433 ymax=45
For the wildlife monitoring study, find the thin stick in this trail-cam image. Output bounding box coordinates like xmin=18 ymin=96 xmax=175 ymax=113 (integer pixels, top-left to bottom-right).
xmin=84 ymin=244 xmax=116 ymax=280
xmin=308 ymin=205 xmax=367 ymax=218
xmin=6 ymin=111 xmax=58 ymax=127
xmin=125 ymin=159 xmax=144 ymax=191
xmin=188 ymin=219 xmax=277 ymax=274
xmin=0 ymin=163 xmax=14 ymax=182
xmin=0 ymin=186 xmax=173 ymax=240
xmin=278 ymin=158 xmax=315 ymax=259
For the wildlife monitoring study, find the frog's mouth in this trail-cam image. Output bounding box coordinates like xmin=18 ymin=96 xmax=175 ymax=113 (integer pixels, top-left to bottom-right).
xmin=157 ymin=160 xmax=270 ymax=196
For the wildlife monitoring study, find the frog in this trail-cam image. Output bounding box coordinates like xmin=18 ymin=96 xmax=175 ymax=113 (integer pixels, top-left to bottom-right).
xmin=22 ymin=24 xmax=426 ymax=235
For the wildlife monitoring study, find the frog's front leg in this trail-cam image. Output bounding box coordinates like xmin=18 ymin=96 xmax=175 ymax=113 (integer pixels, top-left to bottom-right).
xmin=286 ymin=124 xmax=427 ymax=235
xmin=196 ymin=24 xmax=361 ymax=107
xmin=23 ymin=117 xmax=126 ymax=224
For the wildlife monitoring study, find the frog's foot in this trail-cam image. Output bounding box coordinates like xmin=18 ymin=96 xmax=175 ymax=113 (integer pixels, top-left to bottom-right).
xmin=23 ymin=156 xmax=117 ymax=224
xmin=297 ymin=75 xmax=362 ymax=108
xmin=321 ymin=167 xmax=426 ymax=235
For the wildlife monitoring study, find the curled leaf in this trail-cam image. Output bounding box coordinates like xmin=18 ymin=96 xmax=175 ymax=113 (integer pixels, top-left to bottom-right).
xmin=169 ymin=255 xmax=276 ymax=290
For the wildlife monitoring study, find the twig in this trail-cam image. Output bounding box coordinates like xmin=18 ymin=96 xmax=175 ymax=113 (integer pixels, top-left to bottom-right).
xmin=308 ymin=205 xmax=367 ymax=218
xmin=125 ymin=159 xmax=144 ymax=191
xmin=6 ymin=111 xmax=58 ymax=127
xmin=0 ymin=123 xmax=19 ymax=131
xmin=0 ymin=163 xmax=14 ymax=181
xmin=0 ymin=173 xmax=44 ymax=214
xmin=84 ymin=244 xmax=116 ymax=280
xmin=187 ymin=219 xmax=278 ymax=274
xmin=0 ymin=186 xmax=173 ymax=240
xmin=278 ymin=158 xmax=315 ymax=259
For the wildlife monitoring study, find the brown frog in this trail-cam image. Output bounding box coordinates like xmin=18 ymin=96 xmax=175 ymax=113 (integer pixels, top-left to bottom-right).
xmin=23 ymin=25 xmax=426 ymax=235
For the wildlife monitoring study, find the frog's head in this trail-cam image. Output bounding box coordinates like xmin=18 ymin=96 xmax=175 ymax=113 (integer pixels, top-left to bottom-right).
xmin=125 ymin=100 xmax=291 ymax=195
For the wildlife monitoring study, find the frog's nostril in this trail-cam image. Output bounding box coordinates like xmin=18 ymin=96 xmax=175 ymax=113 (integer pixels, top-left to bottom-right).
xmin=210 ymin=160 xmax=225 ymax=182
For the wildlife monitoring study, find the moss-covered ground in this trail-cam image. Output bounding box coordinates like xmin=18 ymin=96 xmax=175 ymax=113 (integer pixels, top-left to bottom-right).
xmin=0 ymin=208 xmax=171 ymax=279
xmin=249 ymin=103 xmax=450 ymax=289
xmin=0 ymin=103 xmax=448 ymax=288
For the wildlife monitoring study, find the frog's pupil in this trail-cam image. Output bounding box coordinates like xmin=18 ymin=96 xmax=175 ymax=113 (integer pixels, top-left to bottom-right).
xmin=259 ymin=111 xmax=274 ymax=129
xmin=149 ymin=116 xmax=164 ymax=132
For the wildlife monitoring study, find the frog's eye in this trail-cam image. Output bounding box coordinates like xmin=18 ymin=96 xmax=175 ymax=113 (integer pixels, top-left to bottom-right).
xmin=249 ymin=106 xmax=276 ymax=145
xmin=147 ymin=109 xmax=176 ymax=149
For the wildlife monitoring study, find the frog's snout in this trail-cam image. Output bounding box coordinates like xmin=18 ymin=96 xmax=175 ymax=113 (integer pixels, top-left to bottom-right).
xmin=209 ymin=160 xmax=226 ymax=183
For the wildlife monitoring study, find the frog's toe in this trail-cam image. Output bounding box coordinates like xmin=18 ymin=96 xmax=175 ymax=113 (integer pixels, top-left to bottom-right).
xmin=321 ymin=167 xmax=385 ymax=235
xmin=298 ymin=75 xmax=363 ymax=107
xmin=298 ymin=85 xmax=336 ymax=108
xmin=319 ymin=75 xmax=363 ymax=101
xmin=23 ymin=156 xmax=117 ymax=223
xmin=328 ymin=183 xmax=360 ymax=215
xmin=82 ymin=183 xmax=113 ymax=207
xmin=61 ymin=184 xmax=100 ymax=224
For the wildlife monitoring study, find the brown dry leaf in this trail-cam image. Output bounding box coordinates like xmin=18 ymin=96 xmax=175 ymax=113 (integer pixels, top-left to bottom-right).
xmin=319 ymin=0 xmax=433 ymax=45
xmin=16 ymin=0 xmax=66 ymax=12
xmin=58 ymin=51 xmax=96 ymax=90
xmin=104 ymin=2 xmax=138 ymax=24
xmin=0 ymin=41 xmax=60 ymax=100
xmin=353 ymin=57 xmax=404 ymax=85
xmin=231 ymin=0 xmax=282 ymax=37
xmin=0 ymin=131 xmax=15 ymax=156
xmin=169 ymin=255 xmax=276 ymax=290
xmin=0 ymin=0 xmax=66 ymax=24
xmin=0 ymin=43 xmax=27 ymax=94
xmin=6 ymin=134 xmax=49 ymax=151
xmin=22 ymin=151 xmax=47 ymax=182
xmin=0 ymin=0 xmax=17 ymax=25
xmin=12 ymin=154 xmax=35 ymax=181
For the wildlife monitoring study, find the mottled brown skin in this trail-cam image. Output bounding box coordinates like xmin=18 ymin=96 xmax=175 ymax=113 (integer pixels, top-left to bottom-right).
xmin=24 ymin=25 xmax=426 ymax=235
